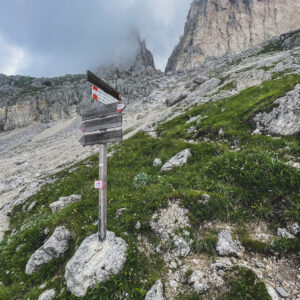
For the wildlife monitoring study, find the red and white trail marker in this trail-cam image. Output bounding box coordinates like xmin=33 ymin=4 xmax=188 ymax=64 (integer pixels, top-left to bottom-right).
xmin=117 ymin=102 xmax=126 ymax=113
xmin=94 ymin=180 xmax=105 ymax=189
xmin=92 ymin=85 xmax=120 ymax=105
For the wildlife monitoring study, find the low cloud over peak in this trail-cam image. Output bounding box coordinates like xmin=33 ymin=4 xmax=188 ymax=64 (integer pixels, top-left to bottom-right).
xmin=0 ymin=0 xmax=191 ymax=77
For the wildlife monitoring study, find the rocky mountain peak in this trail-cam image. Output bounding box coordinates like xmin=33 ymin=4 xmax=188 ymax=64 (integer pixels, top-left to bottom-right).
xmin=97 ymin=35 xmax=155 ymax=77
xmin=166 ymin=0 xmax=300 ymax=72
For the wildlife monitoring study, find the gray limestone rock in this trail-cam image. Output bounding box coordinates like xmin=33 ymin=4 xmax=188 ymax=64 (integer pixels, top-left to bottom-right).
xmin=153 ymin=158 xmax=162 ymax=167
xmin=194 ymin=78 xmax=221 ymax=97
xmin=254 ymin=84 xmax=300 ymax=136
xmin=172 ymin=236 xmax=190 ymax=257
xmin=277 ymin=228 xmax=295 ymax=239
xmin=216 ymin=229 xmax=241 ymax=257
xmin=235 ymin=69 xmax=271 ymax=91
xmin=188 ymin=270 xmax=209 ymax=294
xmin=65 ymin=231 xmax=127 ymax=297
xmin=49 ymin=194 xmax=82 ymax=213
xmin=161 ymin=149 xmax=191 ymax=172
xmin=38 ymin=289 xmax=56 ymax=300
xmin=275 ymin=287 xmax=289 ymax=298
xmin=288 ymin=223 xmax=300 ymax=235
xmin=266 ymin=285 xmax=280 ymax=300
xmin=26 ymin=226 xmax=72 ymax=275
xmin=166 ymin=91 xmax=189 ymax=107
xmin=145 ymin=280 xmax=164 ymax=300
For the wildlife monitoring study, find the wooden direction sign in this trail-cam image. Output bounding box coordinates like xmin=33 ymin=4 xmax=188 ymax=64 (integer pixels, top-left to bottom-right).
xmin=81 ymin=114 xmax=122 ymax=133
xmin=79 ymin=129 xmax=122 ymax=146
xmin=81 ymin=102 xmax=126 ymax=121
xmin=81 ymin=71 xmax=126 ymax=242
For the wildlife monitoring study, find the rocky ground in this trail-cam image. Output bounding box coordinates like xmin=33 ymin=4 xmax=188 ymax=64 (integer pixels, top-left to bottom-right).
xmin=0 ymin=31 xmax=299 ymax=299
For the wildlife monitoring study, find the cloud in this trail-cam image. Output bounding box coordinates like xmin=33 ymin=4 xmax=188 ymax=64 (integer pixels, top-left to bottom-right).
xmin=0 ymin=34 xmax=31 ymax=75
xmin=0 ymin=0 xmax=191 ymax=77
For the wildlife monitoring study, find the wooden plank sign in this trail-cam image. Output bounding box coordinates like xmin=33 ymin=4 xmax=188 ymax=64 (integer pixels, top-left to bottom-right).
xmin=81 ymin=103 xmax=118 ymax=121
xmin=79 ymin=129 xmax=122 ymax=146
xmin=81 ymin=114 xmax=122 ymax=133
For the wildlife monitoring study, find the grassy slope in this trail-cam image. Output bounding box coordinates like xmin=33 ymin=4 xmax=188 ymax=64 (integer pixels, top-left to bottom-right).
xmin=0 ymin=74 xmax=299 ymax=299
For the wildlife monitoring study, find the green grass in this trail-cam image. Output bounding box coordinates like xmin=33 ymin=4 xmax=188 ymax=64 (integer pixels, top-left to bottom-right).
xmin=223 ymin=267 xmax=271 ymax=300
xmin=0 ymin=72 xmax=299 ymax=299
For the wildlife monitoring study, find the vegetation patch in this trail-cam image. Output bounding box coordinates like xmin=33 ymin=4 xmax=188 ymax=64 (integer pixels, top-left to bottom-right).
xmin=222 ymin=266 xmax=271 ymax=300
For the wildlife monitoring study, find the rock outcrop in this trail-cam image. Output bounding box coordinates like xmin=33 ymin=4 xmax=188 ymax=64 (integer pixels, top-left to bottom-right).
xmin=145 ymin=280 xmax=165 ymax=300
xmin=254 ymin=84 xmax=300 ymax=136
xmin=166 ymin=0 xmax=300 ymax=72
xmin=161 ymin=149 xmax=192 ymax=172
xmin=25 ymin=226 xmax=72 ymax=275
xmin=65 ymin=231 xmax=127 ymax=297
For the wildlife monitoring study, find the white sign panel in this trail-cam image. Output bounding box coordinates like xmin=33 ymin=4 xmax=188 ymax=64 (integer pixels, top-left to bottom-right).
xmin=92 ymin=85 xmax=119 ymax=105
xmin=94 ymin=180 xmax=105 ymax=189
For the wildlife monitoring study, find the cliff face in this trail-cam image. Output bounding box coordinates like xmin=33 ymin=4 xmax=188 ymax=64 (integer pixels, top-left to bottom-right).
xmin=166 ymin=0 xmax=300 ymax=72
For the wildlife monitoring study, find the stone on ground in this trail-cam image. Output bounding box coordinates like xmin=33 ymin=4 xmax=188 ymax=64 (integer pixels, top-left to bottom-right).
xmin=161 ymin=149 xmax=191 ymax=172
xmin=65 ymin=231 xmax=127 ymax=297
xmin=216 ymin=229 xmax=241 ymax=257
xmin=172 ymin=236 xmax=190 ymax=257
xmin=145 ymin=280 xmax=165 ymax=300
xmin=277 ymin=228 xmax=295 ymax=238
xmin=188 ymin=270 xmax=209 ymax=294
xmin=49 ymin=194 xmax=81 ymax=213
xmin=275 ymin=286 xmax=289 ymax=298
xmin=153 ymin=158 xmax=162 ymax=167
xmin=266 ymin=284 xmax=280 ymax=300
xmin=26 ymin=226 xmax=72 ymax=275
xmin=38 ymin=289 xmax=56 ymax=300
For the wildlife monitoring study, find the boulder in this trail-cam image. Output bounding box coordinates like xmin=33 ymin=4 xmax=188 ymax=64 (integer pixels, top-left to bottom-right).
xmin=65 ymin=231 xmax=127 ymax=297
xmin=49 ymin=194 xmax=81 ymax=213
xmin=216 ymin=229 xmax=241 ymax=257
xmin=26 ymin=226 xmax=72 ymax=275
xmin=161 ymin=149 xmax=191 ymax=172
xmin=38 ymin=289 xmax=56 ymax=300
xmin=145 ymin=280 xmax=164 ymax=300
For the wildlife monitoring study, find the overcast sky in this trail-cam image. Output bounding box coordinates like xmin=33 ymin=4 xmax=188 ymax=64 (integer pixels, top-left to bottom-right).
xmin=0 ymin=0 xmax=192 ymax=77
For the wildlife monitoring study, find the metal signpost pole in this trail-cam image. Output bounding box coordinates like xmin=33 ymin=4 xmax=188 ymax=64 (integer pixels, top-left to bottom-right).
xmin=99 ymin=143 xmax=107 ymax=241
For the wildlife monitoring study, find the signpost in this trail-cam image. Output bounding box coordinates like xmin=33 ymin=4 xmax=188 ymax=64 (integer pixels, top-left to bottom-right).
xmin=80 ymin=70 xmax=125 ymax=241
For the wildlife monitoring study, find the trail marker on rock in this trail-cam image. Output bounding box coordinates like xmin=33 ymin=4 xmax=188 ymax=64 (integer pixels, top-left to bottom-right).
xmin=80 ymin=70 xmax=125 ymax=241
